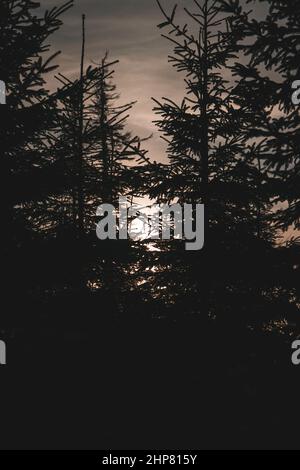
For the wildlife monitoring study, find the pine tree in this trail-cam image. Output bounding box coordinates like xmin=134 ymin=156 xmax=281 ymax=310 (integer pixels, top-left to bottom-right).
xmin=0 ymin=0 xmax=73 ymax=325
xmin=37 ymin=49 xmax=150 ymax=320
xmin=218 ymin=0 xmax=300 ymax=329
xmin=141 ymin=0 xmax=278 ymax=327
xmin=221 ymin=0 xmax=300 ymax=233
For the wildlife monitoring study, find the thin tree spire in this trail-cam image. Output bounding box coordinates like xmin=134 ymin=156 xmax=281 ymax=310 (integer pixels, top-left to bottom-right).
xmin=78 ymin=13 xmax=86 ymax=237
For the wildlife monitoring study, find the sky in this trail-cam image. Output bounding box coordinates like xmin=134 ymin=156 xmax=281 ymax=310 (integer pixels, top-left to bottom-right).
xmin=41 ymin=0 xmax=194 ymax=163
xmin=40 ymin=0 xmax=268 ymax=162
xmin=41 ymin=0 xmax=268 ymax=164
xmin=39 ymin=0 xmax=298 ymax=241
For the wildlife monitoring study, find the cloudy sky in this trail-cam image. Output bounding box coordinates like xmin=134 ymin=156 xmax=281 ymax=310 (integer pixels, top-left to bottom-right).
xmin=41 ymin=0 xmax=193 ymax=163
xmin=41 ymin=0 xmax=266 ymax=163
xmin=40 ymin=1 xmax=298 ymax=239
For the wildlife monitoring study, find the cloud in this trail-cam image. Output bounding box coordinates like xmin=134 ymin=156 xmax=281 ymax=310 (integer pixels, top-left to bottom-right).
xmin=40 ymin=0 xmax=191 ymax=162
xmin=40 ymin=0 xmax=267 ymax=163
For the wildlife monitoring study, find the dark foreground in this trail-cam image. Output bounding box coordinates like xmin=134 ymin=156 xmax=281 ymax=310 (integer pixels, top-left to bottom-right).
xmin=1 ymin=316 xmax=299 ymax=451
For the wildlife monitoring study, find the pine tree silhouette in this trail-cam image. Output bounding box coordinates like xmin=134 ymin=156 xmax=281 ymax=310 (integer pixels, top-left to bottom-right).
xmin=39 ymin=49 xmax=151 ymax=322
xmin=141 ymin=0 xmax=278 ymax=327
xmin=221 ymin=0 xmax=300 ymax=232
xmin=0 ymin=0 xmax=73 ymax=327
xmin=219 ymin=0 xmax=300 ymax=329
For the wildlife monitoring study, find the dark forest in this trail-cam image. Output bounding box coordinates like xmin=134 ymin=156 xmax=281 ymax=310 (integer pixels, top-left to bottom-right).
xmin=0 ymin=0 xmax=299 ymax=451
